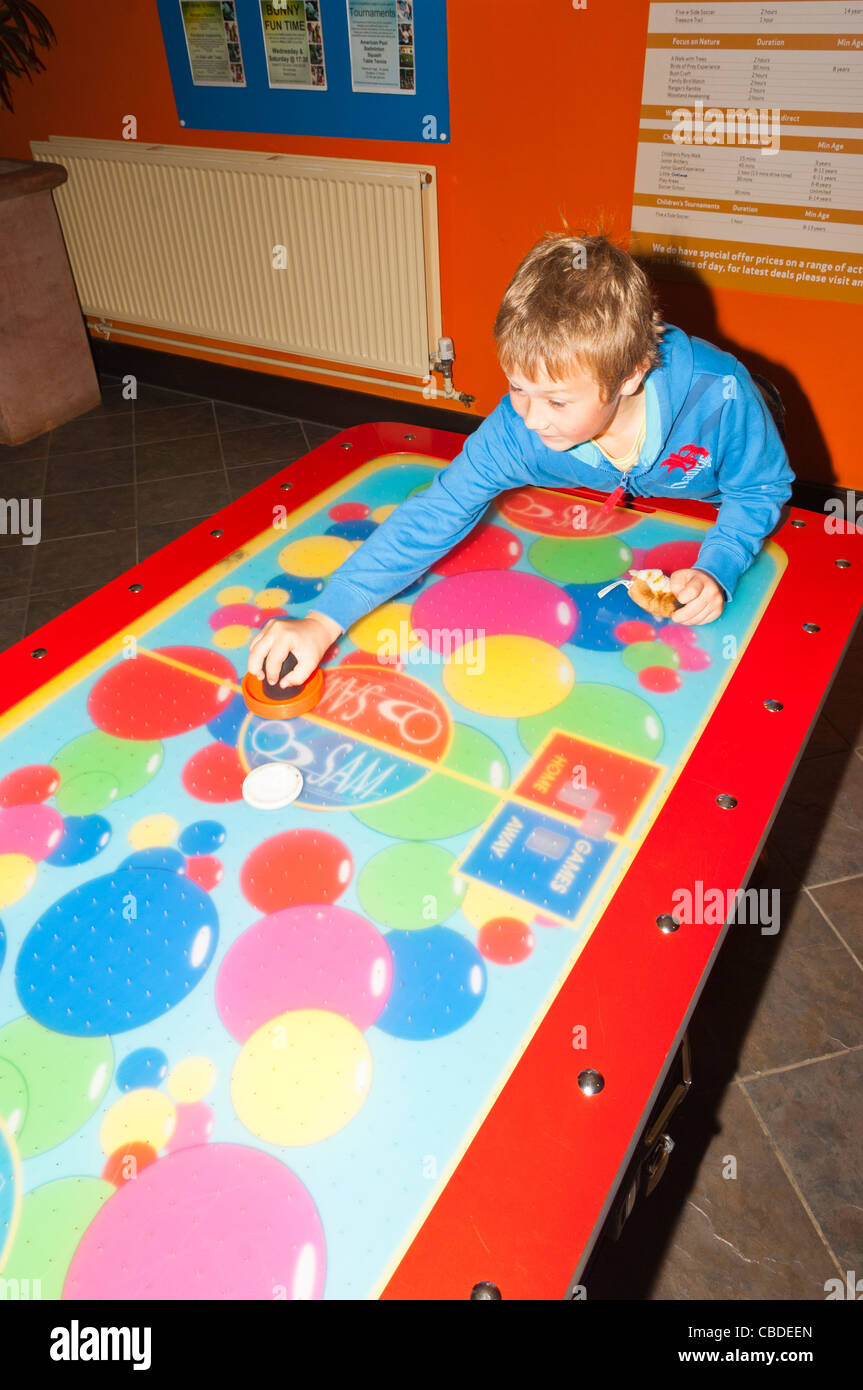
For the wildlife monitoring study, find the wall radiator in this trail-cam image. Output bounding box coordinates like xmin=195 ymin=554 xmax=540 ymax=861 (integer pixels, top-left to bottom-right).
xmin=31 ymin=137 xmax=442 ymax=390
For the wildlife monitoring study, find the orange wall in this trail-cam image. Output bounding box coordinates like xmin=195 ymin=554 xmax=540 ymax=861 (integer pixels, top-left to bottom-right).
xmin=1 ymin=0 xmax=855 ymax=486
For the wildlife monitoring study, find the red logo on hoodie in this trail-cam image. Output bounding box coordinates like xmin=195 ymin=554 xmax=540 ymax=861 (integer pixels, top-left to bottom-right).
xmin=660 ymin=444 xmax=710 ymax=474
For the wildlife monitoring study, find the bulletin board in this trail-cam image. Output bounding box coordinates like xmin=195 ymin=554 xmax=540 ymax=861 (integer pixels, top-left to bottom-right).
xmin=156 ymin=0 xmax=450 ymax=144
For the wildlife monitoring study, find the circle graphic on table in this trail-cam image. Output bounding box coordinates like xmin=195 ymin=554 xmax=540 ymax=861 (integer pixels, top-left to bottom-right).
xmin=16 ymin=863 xmax=219 ymax=1035
xmin=0 ymin=854 xmax=37 ymax=908
xmin=352 ymin=722 xmax=509 ymax=841
xmin=164 ymin=1102 xmax=214 ymax=1154
xmin=117 ymin=1048 xmax=169 ymax=1093
xmin=357 ymin=842 xmax=465 ymax=930
xmin=240 ymin=829 xmax=352 ymax=913
xmin=432 ymin=521 xmax=522 ymax=575
xmin=88 ymin=646 xmax=237 ymax=740
xmin=231 ymin=1010 xmax=372 ymax=1146
xmin=0 ymin=764 xmax=60 ymax=806
xmin=166 ymin=1056 xmax=217 ymax=1104
xmin=238 ymin=664 xmax=453 ymax=810
xmin=46 ymin=814 xmax=112 ymax=867
xmin=0 ymin=1113 xmax=21 ymax=1273
xmin=519 ymin=682 xmax=665 ymax=760
xmin=64 ymin=1144 xmax=327 ymax=1300
xmin=498 ymin=486 xmax=640 ymax=537
xmin=99 ymin=1087 xmax=177 ymax=1157
xmin=565 ymin=581 xmax=661 ymax=652
xmin=443 ymin=634 xmax=575 ymax=719
xmin=182 ymin=742 xmax=247 ymax=802
xmin=0 ymin=1016 xmax=113 ymax=1159
xmin=529 ymin=534 xmax=633 ymax=586
xmin=240 ymin=716 xmax=429 ymax=810
xmin=277 ymin=535 xmax=358 ymax=578
xmin=217 ymin=904 xmax=393 ymax=1040
xmin=51 ymin=730 xmax=163 ymax=814
xmin=376 ymin=927 xmax=487 ymax=1040
xmin=412 ymin=570 xmax=577 ymax=650
xmin=178 ymin=820 xmax=227 ymax=856
xmin=1 ymin=1174 xmax=113 ymax=1298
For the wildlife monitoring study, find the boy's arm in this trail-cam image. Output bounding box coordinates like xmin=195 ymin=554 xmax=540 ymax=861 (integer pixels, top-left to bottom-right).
xmin=313 ymin=401 xmax=528 ymax=632
xmin=694 ymin=366 xmax=794 ymax=600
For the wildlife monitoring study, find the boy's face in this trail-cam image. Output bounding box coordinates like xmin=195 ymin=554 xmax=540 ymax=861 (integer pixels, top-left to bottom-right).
xmin=507 ymin=362 xmax=626 ymax=450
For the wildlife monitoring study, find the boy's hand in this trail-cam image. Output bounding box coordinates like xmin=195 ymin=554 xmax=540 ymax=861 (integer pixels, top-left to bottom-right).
xmin=248 ymin=611 xmax=342 ymax=687
xmin=669 ymin=569 xmax=725 ymax=625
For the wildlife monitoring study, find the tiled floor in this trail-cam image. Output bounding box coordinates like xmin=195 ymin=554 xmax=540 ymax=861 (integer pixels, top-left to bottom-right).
xmin=0 ymin=377 xmax=340 ymax=644
xmin=1 ymin=377 xmax=860 ymax=1301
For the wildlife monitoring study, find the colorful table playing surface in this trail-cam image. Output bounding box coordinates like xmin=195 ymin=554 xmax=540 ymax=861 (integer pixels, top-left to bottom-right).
xmin=0 ymin=422 xmax=860 ymax=1301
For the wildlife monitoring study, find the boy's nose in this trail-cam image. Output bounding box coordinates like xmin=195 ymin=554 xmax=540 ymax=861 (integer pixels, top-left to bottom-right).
xmin=523 ymin=403 xmax=547 ymax=431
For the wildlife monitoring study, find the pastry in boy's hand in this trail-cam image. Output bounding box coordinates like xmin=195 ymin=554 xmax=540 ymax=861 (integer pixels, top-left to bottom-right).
xmin=628 ymin=568 xmax=681 ymax=619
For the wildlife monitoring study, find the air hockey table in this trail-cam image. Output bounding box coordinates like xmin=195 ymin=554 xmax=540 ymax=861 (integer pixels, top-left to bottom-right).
xmin=0 ymin=421 xmax=860 ymax=1302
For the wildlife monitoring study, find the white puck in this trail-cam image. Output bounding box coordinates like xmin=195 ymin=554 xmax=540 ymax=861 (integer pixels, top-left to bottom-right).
xmin=242 ymin=762 xmax=304 ymax=810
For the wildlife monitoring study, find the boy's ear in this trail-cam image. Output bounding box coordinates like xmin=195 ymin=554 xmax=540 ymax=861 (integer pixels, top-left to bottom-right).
xmin=620 ymin=359 xmax=652 ymax=396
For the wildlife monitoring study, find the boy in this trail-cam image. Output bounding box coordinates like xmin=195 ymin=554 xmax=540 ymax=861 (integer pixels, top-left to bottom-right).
xmin=248 ymin=232 xmax=793 ymax=690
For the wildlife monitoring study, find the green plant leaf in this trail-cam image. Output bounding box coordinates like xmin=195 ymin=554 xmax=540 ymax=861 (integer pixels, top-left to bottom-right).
xmin=0 ymin=0 xmax=55 ymax=105
xmin=12 ymin=0 xmax=54 ymax=45
xmin=0 ymin=45 xmax=24 ymax=75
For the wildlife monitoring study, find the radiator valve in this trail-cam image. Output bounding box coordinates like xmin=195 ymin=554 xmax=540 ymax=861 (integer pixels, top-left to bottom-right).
xmin=426 ymin=337 xmax=473 ymax=406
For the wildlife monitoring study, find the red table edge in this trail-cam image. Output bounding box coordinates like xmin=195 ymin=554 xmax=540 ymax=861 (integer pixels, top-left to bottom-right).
xmin=1 ymin=422 xmax=860 ymax=1301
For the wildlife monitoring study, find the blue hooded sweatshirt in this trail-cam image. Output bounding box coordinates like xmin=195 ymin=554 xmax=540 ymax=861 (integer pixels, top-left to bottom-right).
xmin=315 ymin=324 xmax=794 ymax=632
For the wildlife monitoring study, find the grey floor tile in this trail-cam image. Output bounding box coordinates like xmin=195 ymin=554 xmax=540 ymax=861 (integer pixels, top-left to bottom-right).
xmin=83 ymin=385 xmax=134 ymax=419
xmin=800 ymin=712 xmax=850 ymax=760
xmin=214 ymin=401 xmax=294 ymax=434
xmin=45 ymin=447 xmax=134 ymax=496
xmin=807 ymin=875 xmax=863 ymax=962
xmin=821 ymin=635 xmax=863 ymax=748
xmin=137 ymin=518 xmax=197 ymax=562
xmin=0 ymin=596 xmax=28 ymax=653
xmin=38 ymin=486 xmax=136 ymax=542
xmin=770 ymin=750 xmax=863 ymax=886
xmin=226 ymin=463 xmax=291 ymax=500
xmin=0 ymin=453 xmax=47 ymax=499
xmin=136 ymin=472 xmax=228 ymax=526
xmin=26 ymin=585 xmax=98 ymax=634
xmin=132 ymin=383 xmax=209 ymax=412
xmin=0 ymin=543 xmax=36 ymax=600
xmin=302 ymin=421 xmax=343 ymax=445
xmin=219 ymin=421 xmax=306 ymax=468
xmin=136 ymin=433 xmax=225 ymax=483
xmin=745 ymin=1050 xmax=863 ymax=1274
xmin=0 ymin=433 xmax=50 ymax=465
xmin=586 ymin=1080 xmax=837 ymax=1300
xmin=693 ymin=883 xmax=862 ymax=1078
xmin=47 ymin=411 xmax=134 ymax=457
xmin=31 ymin=529 xmax=137 ymax=595
xmin=134 ymin=402 xmax=216 ymax=445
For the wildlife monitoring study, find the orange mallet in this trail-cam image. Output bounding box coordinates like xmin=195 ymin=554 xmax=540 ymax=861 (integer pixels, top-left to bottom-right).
xmin=241 ymin=652 xmax=324 ymax=720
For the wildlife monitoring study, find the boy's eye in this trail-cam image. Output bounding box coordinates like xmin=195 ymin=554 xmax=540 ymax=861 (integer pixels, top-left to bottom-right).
xmin=549 ymin=401 xmax=566 ymax=409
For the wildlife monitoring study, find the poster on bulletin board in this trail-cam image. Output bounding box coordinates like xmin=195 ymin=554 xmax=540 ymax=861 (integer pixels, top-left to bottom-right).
xmin=157 ymin=0 xmax=450 ymax=143
xmin=179 ymin=1 xmax=246 ymax=86
xmin=347 ymin=0 xmax=415 ymax=94
xmin=259 ymin=0 xmax=327 ymax=89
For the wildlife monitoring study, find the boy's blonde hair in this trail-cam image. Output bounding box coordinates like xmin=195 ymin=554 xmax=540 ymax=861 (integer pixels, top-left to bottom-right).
xmin=493 ymin=232 xmax=664 ymax=403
